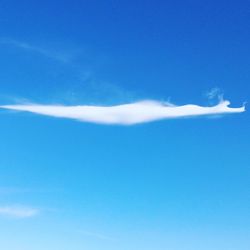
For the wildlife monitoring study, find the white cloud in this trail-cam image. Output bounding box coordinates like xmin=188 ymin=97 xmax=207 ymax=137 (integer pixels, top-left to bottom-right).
xmin=0 ymin=206 xmax=39 ymax=218
xmin=0 ymin=100 xmax=245 ymax=125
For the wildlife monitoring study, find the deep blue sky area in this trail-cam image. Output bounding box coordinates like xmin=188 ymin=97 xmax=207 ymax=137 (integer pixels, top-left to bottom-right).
xmin=0 ymin=1 xmax=249 ymax=250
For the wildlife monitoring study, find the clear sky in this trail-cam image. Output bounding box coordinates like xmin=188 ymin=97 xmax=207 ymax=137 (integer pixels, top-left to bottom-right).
xmin=0 ymin=1 xmax=249 ymax=249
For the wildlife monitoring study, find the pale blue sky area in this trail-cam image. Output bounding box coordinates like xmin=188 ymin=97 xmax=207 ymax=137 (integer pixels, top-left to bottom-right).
xmin=0 ymin=1 xmax=249 ymax=250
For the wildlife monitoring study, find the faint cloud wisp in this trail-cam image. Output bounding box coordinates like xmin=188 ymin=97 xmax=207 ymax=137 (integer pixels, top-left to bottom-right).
xmin=0 ymin=205 xmax=39 ymax=218
xmin=206 ymin=87 xmax=224 ymax=102
xmin=0 ymin=38 xmax=72 ymax=63
xmin=78 ymin=230 xmax=116 ymax=241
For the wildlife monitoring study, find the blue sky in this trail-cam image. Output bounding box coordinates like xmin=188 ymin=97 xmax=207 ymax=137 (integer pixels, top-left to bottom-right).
xmin=0 ymin=1 xmax=249 ymax=249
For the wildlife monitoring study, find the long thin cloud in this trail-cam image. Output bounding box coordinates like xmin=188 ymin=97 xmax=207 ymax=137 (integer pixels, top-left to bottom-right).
xmin=0 ymin=100 xmax=245 ymax=125
xmin=0 ymin=206 xmax=39 ymax=218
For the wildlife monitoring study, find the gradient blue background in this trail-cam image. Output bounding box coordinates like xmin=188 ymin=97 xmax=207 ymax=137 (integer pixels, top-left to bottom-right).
xmin=0 ymin=1 xmax=249 ymax=249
